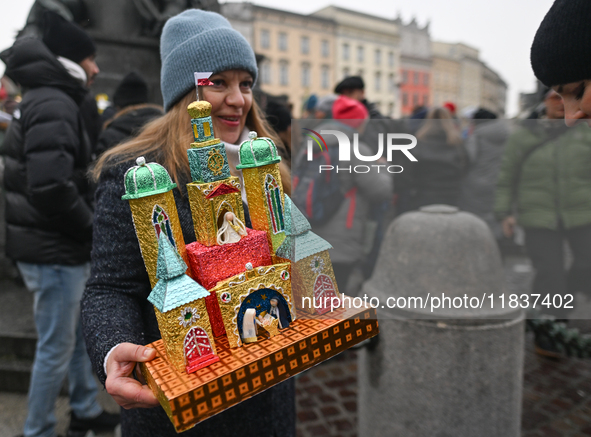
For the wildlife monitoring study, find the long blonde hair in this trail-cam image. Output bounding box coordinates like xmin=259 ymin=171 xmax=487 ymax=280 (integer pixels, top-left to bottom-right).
xmin=92 ymin=90 xmax=291 ymax=195
xmin=415 ymin=107 xmax=462 ymax=146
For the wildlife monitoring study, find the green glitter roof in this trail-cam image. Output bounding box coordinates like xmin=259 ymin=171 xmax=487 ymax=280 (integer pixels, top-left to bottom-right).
xmin=236 ymin=131 xmax=281 ymax=169
xmin=148 ymin=235 xmax=209 ymax=312
xmin=276 ymin=195 xmax=332 ymax=261
xmin=283 ymin=195 xmax=311 ymax=236
xmin=122 ymin=156 xmax=177 ymax=200
xmin=155 ymin=234 xmax=187 ymax=280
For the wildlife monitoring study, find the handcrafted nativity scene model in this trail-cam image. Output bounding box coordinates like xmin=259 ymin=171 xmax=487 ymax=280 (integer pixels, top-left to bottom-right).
xmin=121 ymin=73 xmax=378 ymax=432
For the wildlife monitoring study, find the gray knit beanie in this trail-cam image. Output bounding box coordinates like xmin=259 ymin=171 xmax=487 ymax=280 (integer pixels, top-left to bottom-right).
xmin=160 ymin=9 xmax=258 ymax=112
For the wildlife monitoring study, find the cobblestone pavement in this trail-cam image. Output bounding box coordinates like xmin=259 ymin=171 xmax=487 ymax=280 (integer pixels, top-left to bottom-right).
xmin=295 ymin=334 xmax=591 ymax=437
xmin=294 ymin=255 xmax=591 ymax=437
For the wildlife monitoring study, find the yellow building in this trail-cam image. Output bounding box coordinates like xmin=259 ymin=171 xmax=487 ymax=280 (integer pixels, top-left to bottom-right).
xmin=223 ymin=3 xmax=337 ymax=116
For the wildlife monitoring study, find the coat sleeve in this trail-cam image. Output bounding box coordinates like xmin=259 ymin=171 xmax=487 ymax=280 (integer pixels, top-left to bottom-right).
xmin=493 ymin=131 xmax=522 ymax=220
xmin=81 ymin=162 xmax=156 ymax=385
xmin=22 ymin=95 xmax=93 ymax=242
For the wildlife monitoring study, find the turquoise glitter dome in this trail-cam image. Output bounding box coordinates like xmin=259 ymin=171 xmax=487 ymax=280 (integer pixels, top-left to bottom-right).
xmin=122 ymin=156 xmax=177 ymax=200
xmin=236 ymin=131 xmax=282 ymax=169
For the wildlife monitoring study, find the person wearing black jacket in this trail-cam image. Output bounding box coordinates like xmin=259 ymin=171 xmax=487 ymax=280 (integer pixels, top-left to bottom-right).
xmin=0 ymin=11 xmax=118 ymax=437
xmin=96 ymin=71 xmax=163 ymax=156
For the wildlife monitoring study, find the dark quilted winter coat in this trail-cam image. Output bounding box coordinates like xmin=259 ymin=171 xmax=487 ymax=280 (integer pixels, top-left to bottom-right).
xmin=0 ymin=37 xmax=94 ymax=265
xmin=95 ymin=103 xmax=163 ymax=156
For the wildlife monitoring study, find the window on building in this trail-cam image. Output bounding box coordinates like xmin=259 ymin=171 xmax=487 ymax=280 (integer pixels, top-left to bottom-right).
xmin=388 ymin=102 xmax=394 ymax=116
xmin=343 ymin=67 xmax=350 ymax=78
xmin=301 ymin=63 xmax=310 ymax=87
xmin=388 ymin=51 xmax=394 ymax=67
xmin=423 ymin=74 xmax=429 ymax=86
xmin=357 ymin=46 xmax=364 ymax=63
xmin=357 ymin=69 xmax=364 ymax=78
xmin=321 ymin=40 xmax=329 ymax=58
xmin=261 ymin=62 xmax=271 ymax=85
xmin=413 ymin=72 xmax=419 ymax=85
xmin=388 ymin=73 xmax=395 ymax=92
xmin=260 ymin=29 xmax=270 ymax=49
xmin=278 ymin=32 xmax=287 ymax=51
xmin=375 ymin=49 xmax=381 ymax=65
xmin=321 ymin=65 xmax=330 ymax=89
xmin=423 ymin=94 xmax=429 ymax=106
xmin=402 ymin=70 xmax=408 ymax=84
xmin=301 ymin=36 xmax=310 ymax=55
xmin=343 ymin=43 xmax=350 ymax=60
xmin=375 ymin=71 xmax=381 ymax=91
xmin=403 ymin=93 xmax=408 ymax=107
xmin=279 ymin=61 xmax=289 ymax=86
xmin=413 ymin=93 xmax=419 ymax=106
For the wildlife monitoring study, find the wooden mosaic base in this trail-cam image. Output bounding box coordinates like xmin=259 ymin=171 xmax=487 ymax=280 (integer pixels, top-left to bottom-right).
xmin=140 ymin=305 xmax=378 ymax=433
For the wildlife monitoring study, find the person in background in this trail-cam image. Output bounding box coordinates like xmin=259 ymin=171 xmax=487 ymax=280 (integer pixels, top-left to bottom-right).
xmin=0 ymin=11 xmax=119 ymax=437
xmin=96 ymin=71 xmax=164 ymax=156
xmin=442 ymin=101 xmax=457 ymax=117
xmin=458 ymin=108 xmax=510 ymax=240
xmin=494 ymin=89 xmax=591 ymax=343
xmin=334 ymin=75 xmax=386 ymax=119
xmin=397 ymin=107 xmax=466 ymax=213
xmin=265 ymin=100 xmax=292 ymax=167
xmin=314 ymin=94 xmax=338 ymax=119
xmin=301 ymin=94 xmax=317 ymax=118
xmin=82 ymin=9 xmax=294 ymax=436
xmin=309 ymin=95 xmax=393 ymax=293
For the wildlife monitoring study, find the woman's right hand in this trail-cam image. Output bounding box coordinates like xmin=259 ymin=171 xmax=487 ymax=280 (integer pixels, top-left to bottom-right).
xmin=502 ymin=216 xmax=516 ymax=238
xmin=105 ymin=342 xmax=160 ymax=409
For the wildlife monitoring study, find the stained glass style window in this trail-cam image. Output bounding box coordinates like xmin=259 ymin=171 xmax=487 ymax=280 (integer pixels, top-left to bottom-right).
xmin=152 ymin=204 xmax=176 ymax=248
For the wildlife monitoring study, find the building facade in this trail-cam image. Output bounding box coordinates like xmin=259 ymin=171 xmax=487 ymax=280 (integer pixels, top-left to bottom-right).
xmin=312 ymin=6 xmax=401 ymax=118
xmin=223 ymin=2 xmax=336 ymax=116
xmin=481 ymin=63 xmax=507 ymax=117
xmin=431 ymin=41 xmax=507 ymax=117
xmin=399 ymin=18 xmax=432 ymax=117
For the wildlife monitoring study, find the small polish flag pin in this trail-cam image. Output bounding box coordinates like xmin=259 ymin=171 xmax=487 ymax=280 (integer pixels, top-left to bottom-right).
xmin=194 ymin=72 xmax=214 ymax=87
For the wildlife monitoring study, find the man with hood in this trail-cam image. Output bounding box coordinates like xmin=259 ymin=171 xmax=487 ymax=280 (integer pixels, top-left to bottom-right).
xmin=0 ymin=11 xmax=118 ymax=437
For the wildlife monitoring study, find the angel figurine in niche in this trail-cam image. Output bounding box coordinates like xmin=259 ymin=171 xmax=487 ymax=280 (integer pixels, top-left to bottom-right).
xmin=216 ymin=211 xmax=247 ymax=245
xmin=241 ymin=308 xmax=261 ymax=344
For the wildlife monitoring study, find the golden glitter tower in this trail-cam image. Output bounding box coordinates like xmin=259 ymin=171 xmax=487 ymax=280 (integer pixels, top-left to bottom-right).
xmin=148 ymin=234 xmax=219 ymax=374
xmin=122 ymin=157 xmax=190 ymax=287
xmin=185 ymin=101 xmax=245 ymax=246
xmin=237 ymin=132 xmax=286 ymax=252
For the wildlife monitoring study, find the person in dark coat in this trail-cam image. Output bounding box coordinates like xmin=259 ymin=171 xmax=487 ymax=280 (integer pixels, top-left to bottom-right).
xmin=81 ymin=10 xmax=294 ymax=437
xmin=96 ymin=71 xmax=164 ymax=156
xmin=0 ymin=11 xmax=119 ymax=437
xmin=398 ymin=107 xmax=467 ymax=212
xmin=458 ymin=109 xmax=511 ymax=239
xmin=334 ymin=75 xmax=386 ymax=119
xmin=265 ymin=100 xmax=292 ymax=167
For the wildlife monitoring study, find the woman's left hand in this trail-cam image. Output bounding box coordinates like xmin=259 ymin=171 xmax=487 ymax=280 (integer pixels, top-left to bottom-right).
xmin=105 ymin=342 xmax=160 ymax=409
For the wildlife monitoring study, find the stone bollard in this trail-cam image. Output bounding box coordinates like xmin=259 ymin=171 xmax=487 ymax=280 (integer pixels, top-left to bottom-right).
xmin=358 ymin=205 xmax=524 ymax=437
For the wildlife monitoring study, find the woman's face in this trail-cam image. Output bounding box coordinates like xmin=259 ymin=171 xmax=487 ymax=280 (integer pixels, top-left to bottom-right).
xmin=202 ymin=70 xmax=254 ymax=144
xmin=554 ymin=80 xmax=591 ymax=127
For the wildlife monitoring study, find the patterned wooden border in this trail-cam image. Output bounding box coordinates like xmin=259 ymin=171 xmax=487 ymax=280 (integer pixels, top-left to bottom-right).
xmin=141 ymin=305 xmax=378 ymax=432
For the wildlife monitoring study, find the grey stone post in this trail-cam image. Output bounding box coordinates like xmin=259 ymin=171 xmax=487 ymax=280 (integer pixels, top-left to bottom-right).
xmin=358 ymin=205 xmax=524 ymax=437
